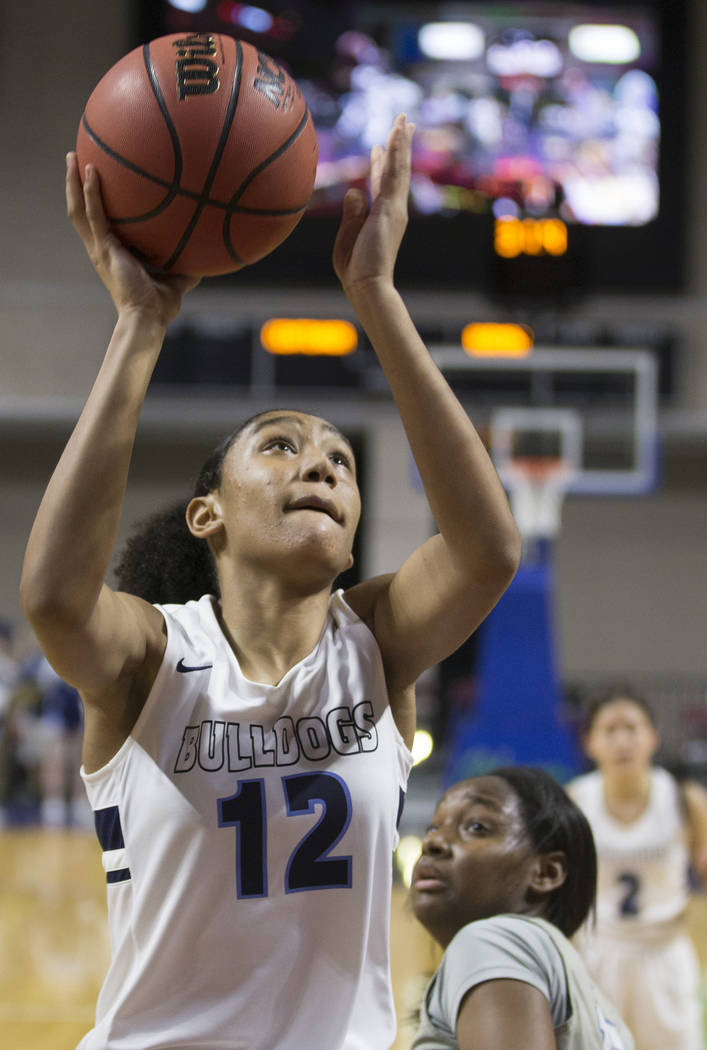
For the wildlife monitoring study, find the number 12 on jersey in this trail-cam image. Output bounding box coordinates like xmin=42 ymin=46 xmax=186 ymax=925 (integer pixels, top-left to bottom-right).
xmin=218 ymin=772 xmax=353 ymax=898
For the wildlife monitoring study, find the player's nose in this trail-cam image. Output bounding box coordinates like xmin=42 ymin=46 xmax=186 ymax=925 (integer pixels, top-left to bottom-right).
xmin=301 ymin=449 xmax=336 ymax=486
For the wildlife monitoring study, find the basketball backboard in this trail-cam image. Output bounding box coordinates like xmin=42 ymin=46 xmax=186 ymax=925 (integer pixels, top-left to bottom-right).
xmin=430 ymin=345 xmax=659 ymax=498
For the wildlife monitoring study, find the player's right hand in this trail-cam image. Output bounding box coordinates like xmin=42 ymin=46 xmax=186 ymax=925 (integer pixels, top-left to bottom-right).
xmin=66 ymin=152 xmax=199 ymax=327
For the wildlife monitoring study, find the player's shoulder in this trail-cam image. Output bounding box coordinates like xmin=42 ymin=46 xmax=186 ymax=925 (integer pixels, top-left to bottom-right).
xmin=156 ymin=593 xmax=218 ymax=634
xmin=651 ymin=764 xmax=677 ymax=787
xmin=682 ymin=776 xmax=707 ymax=808
xmin=453 ymin=913 xmax=559 ymax=955
xmin=566 ymin=769 xmax=600 ymax=801
xmin=649 ymin=764 xmax=683 ymax=804
xmin=149 ymin=594 xmax=224 ymax=669
xmin=446 ymin=915 xmax=567 ymax=992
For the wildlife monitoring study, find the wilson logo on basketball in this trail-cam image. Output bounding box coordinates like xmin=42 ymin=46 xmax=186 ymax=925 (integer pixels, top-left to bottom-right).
xmin=173 ymin=33 xmax=220 ymax=100
xmin=254 ymin=52 xmax=297 ymax=111
xmin=77 ymin=31 xmax=318 ymax=275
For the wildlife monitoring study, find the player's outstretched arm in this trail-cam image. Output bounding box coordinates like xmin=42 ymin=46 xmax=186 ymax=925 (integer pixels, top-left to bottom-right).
xmin=20 ymin=155 xmax=199 ymax=697
xmin=335 ymin=116 xmax=521 ymax=703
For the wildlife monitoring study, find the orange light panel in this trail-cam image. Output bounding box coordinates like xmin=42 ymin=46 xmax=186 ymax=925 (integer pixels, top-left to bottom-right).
xmin=260 ymin=318 xmax=358 ymax=356
xmin=461 ymin=323 xmax=534 ymax=358
xmin=494 ymin=217 xmax=568 ymax=258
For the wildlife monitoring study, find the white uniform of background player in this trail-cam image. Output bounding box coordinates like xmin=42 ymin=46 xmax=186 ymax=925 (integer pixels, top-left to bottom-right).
xmin=79 ymin=592 xmax=413 ymax=1050
xmin=568 ymin=692 xmax=707 ymax=1050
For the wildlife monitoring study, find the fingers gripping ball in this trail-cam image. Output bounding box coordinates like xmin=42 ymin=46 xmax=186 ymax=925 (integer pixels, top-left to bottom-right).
xmin=76 ymin=33 xmax=318 ymax=276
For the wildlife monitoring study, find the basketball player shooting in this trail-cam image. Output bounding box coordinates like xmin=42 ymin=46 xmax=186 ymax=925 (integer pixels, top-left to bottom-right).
xmin=20 ymin=115 xmax=521 ymax=1049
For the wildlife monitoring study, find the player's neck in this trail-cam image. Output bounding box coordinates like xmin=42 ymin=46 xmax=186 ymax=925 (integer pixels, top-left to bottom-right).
xmin=216 ymin=577 xmax=332 ymax=686
xmin=602 ymin=767 xmax=652 ymax=823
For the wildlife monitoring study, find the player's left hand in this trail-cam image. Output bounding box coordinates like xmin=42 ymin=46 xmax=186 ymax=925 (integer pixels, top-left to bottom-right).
xmin=333 ymin=114 xmax=414 ymax=297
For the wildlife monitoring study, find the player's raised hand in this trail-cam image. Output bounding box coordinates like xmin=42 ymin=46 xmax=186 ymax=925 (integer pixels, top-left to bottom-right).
xmin=65 ymin=152 xmax=199 ymax=326
xmin=333 ymin=114 xmax=414 ymax=297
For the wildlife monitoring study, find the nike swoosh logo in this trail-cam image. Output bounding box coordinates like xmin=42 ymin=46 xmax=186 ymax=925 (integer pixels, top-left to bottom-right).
xmin=176 ymin=658 xmax=214 ymax=673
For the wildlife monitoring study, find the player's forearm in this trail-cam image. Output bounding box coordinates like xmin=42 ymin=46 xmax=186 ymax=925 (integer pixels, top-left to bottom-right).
xmin=20 ymin=310 xmax=166 ymax=625
xmin=684 ymin=781 xmax=707 ymax=883
xmin=350 ymin=280 xmax=521 ymax=582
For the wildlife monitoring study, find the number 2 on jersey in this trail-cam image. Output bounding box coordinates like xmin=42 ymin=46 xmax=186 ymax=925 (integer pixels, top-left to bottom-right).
xmin=218 ymin=772 xmax=352 ymax=898
xmin=617 ymin=871 xmax=641 ymax=916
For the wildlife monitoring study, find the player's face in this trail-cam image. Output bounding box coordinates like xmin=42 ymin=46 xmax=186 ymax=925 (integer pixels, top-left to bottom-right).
xmin=584 ymin=699 xmax=659 ymax=774
xmin=409 ymin=777 xmax=541 ymax=948
xmin=216 ymin=410 xmax=361 ymax=584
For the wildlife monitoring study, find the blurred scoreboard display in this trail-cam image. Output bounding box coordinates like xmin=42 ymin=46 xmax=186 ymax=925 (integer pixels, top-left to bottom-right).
xmin=145 ymin=0 xmax=687 ymax=296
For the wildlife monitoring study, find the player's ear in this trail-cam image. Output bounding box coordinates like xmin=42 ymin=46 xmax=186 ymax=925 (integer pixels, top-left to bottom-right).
xmin=528 ymin=851 xmax=567 ymax=897
xmin=186 ymin=494 xmax=223 ymax=541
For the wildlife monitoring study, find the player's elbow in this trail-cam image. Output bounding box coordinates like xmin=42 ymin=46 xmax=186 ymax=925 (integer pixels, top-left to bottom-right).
xmin=480 ymin=526 xmax=523 ymax=590
xmin=20 ymin=564 xmax=88 ymax=634
xmin=19 ymin=563 xmax=50 ymax=626
xmin=493 ymin=544 xmax=521 ymax=594
xmin=503 ymin=521 xmax=523 ymax=573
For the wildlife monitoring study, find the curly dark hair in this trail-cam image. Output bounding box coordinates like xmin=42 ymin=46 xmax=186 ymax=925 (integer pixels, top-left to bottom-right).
xmin=113 ymin=410 xmax=355 ymax=605
xmin=113 ymin=420 xmax=252 ymax=604
xmin=113 ymin=499 xmax=219 ymax=604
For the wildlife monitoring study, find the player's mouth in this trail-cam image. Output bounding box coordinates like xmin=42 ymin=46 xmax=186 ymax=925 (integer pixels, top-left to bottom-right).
xmin=285 ymin=495 xmax=342 ymax=523
xmin=411 ymin=862 xmax=447 ymax=892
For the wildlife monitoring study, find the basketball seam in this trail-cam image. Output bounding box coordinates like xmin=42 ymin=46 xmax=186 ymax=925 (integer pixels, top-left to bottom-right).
xmin=80 ymin=40 xmax=315 ymax=272
xmin=227 ymin=107 xmax=312 ymax=207
xmin=80 ymin=43 xmax=184 ymax=231
xmin=139 ymin=41 xmax=184 ymax=222
xmin=80 ymin=118 xmax=305 ymax=220
xmin=222 ymin=107 xmax=312 ymax=264
xmin=81 ymin=115 xmax=183 ymax=226
xmin=163 ymin=37 xmax=245 ymax=271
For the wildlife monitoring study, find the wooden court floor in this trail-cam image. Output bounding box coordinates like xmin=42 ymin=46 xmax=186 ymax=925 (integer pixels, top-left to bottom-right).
xmin=0 ymin=827 xmax=705 ymax=1050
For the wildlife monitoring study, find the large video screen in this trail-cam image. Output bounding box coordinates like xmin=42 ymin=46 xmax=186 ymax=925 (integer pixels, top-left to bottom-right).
xmin=310 ymin=3 xmax=659 ymax=229
xmin=140 ymin=0 xmax=686 ymax=293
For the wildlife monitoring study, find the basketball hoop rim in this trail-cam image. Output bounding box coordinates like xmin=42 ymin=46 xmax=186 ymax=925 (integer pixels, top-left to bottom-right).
xmin=500 ymin=456 xmax=575 ymax=484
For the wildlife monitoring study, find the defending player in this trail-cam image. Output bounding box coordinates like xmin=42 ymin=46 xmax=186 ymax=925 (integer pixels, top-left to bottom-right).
xmin=409 ymin=766 xmax=634 ymax=1049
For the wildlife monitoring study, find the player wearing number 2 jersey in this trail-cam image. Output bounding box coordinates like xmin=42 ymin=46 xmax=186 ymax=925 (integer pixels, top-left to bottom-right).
xmin=568 ymin=689 xmax=707 ymax=1050
xmin=20 ymin=115 xmax=520 ymax=1049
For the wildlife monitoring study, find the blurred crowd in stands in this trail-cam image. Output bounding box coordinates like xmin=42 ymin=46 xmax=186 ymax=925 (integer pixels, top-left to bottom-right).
xmin=0 ymin=619 xmax=91 ymax=829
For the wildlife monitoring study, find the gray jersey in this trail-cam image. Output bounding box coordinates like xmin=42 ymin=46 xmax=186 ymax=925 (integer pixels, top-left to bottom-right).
xmin=412 ymin=914 xmax=634 ymax=1050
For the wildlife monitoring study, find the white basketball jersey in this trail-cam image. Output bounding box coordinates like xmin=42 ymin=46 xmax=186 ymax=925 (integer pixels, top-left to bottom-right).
xmin=568 ymin=768 xmax=690 ymax=937
xmin=79 ymin=590 xmax=413 ymax=1050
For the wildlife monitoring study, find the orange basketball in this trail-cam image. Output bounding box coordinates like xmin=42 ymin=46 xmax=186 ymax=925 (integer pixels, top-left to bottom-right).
xmin=75 ymin=32 xmax=318 ymax=276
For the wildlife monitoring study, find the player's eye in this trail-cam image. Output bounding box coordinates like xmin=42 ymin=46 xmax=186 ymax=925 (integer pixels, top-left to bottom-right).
xmin=463 ymin=820 xmax=489 ymax=834
xmin=330 ymin=449 xmax=352 ymax=469
xmin=264 ymin=436 xmax=296 ymax=453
